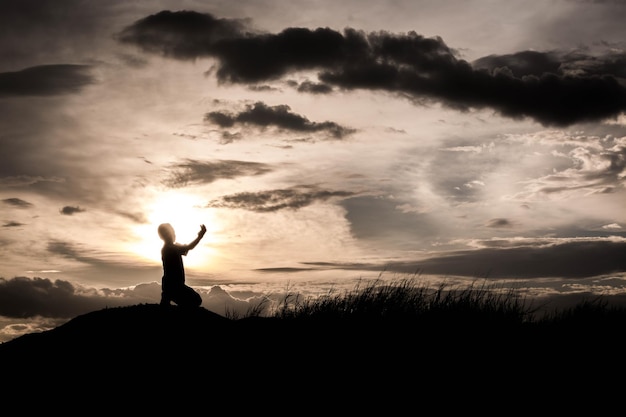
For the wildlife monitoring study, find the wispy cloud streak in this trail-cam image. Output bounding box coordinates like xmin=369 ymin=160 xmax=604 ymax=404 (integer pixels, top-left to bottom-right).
xmin=207 ymin=185 xmax=355 ymax=212
xmin=163 ymin=159 xmax=273 ymax=188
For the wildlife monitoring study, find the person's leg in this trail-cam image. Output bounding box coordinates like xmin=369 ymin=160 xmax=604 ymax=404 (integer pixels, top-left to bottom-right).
xmin=160 ymin=291 xmax=171 ymax=306
xmin=160 ymin=276 xmax=172 ymax=306
xmin=179 ymin=285 xmax=202 ymax=308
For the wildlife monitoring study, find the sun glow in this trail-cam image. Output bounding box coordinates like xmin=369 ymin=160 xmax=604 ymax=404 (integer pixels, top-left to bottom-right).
xmin=130 ymin=191 xmax=220 ymax=270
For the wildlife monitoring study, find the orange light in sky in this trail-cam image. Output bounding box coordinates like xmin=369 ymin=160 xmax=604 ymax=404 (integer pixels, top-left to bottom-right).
xmin=129 ymin=190 xmax=219 ymax=270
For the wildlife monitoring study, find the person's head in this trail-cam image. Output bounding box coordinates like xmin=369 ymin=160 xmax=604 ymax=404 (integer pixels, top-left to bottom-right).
xmin=158 ymin=223 xmax=176 ymax=243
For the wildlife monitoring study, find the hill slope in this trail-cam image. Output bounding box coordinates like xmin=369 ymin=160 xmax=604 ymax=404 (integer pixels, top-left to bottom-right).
xmin=1 ymin=302 xmax=624 ymax=412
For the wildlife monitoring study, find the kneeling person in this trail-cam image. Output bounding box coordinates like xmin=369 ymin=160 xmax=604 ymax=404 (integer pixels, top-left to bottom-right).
xmin=158 ymin=222 xmax=206 ymax=308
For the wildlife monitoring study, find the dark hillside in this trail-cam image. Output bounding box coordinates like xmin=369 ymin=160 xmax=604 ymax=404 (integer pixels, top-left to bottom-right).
xmin=1 ymin=300 xmax=625 ymax=412
xmin=2 ymin=303 xmax=232 ymax=355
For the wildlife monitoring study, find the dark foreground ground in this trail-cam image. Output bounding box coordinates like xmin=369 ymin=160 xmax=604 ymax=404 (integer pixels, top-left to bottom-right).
xmin=1 ymin=303 xmax=624 ymax=413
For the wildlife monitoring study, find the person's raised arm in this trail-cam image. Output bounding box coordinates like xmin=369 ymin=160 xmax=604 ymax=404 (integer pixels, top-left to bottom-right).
xmin=186 ymin=224 xmax=207 ymax=251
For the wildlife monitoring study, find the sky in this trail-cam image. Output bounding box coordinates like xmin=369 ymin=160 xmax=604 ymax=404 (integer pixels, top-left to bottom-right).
xmin=1 ymin=0 xmax=626 ymax=343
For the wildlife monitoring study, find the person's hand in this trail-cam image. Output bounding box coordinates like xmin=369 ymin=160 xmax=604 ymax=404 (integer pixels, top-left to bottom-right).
xmin=198 ymin=224 xmax=207 ymax=238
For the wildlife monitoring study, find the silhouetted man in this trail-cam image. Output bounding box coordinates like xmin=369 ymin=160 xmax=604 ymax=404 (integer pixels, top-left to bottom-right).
xmin=158 ymin=223 xmax=206 ymax=308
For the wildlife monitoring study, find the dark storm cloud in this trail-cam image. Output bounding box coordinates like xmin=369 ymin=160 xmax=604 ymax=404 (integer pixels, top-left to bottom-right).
xmin=163 ymin=159 xmax=273 ymax=188
xmin=0 ymin=65 xmax=94 ymax=96
xmin=0 ymin=276 xmax=154 ymax=318
xmin=206 ymin=185 xmax=355 ymax=212
xmin=472 ymin=51 xmax=564 ymax=78
xmin=2 ymin=198 xmax=33 ymax=208
xmin=60 ymin=205 xmax=86 ymax=215
xmin=314 ymin=239 xmax=626 ymax=279
xmin=118 ymin=10 xmax=626 ymax=127
xmin=247 ymin=84 xmax=278 ymax=92
xmin=0 ymin=276 xmax=268 ymax=326
xmin=296 ymin=81 xmax=333 ymax=94
xmin=474 ymin=48 xmax=626 ymax=83
xmin=115 ymin=10 xmax=250 ymax=60
xmin=205 ymin=102 xmax=355 ymax=138
xmin=0 ymin=276 xmax=92 ymax=318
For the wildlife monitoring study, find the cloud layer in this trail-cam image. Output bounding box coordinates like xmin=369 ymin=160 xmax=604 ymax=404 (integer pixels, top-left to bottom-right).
xmin=119 ymin=10 xmax=626 ymax=127
xmin=0 ymin=65 xmax=94 ymax=96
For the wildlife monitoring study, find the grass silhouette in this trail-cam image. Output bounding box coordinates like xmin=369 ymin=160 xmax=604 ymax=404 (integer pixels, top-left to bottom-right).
xmin=269 ymin=277 xmax=534 ymax=323
xmin=2 ymin=276 xmax=625 ymax=411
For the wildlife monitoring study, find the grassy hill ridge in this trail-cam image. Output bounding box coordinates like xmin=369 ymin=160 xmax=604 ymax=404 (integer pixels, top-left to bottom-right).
xmin=4 ymin=278 xmax=626 ymax=357
xmin=2 ymin=279 xmax=625 ymax=411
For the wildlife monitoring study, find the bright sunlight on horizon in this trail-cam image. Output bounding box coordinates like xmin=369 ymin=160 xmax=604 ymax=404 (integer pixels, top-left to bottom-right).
xmin=129 ymin=190 xmax=221 ymax=270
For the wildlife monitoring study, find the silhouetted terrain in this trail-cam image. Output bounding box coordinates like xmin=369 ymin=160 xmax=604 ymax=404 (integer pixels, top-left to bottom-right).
xmin=2 ymin=283 xmax=625 ymax=412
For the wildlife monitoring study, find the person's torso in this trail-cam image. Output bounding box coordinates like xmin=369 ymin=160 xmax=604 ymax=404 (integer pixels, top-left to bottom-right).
xmin=161 ymin=243 xmax=186 ymax=285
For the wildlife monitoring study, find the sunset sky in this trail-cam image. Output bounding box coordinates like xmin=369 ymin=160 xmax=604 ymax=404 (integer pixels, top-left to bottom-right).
xmin=1 ymin=0 xmax=626 ymax=343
